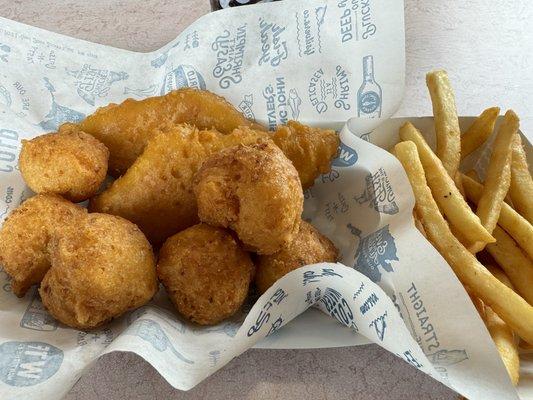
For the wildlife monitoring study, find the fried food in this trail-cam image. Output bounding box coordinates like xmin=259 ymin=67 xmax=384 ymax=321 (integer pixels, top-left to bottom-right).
xmin=469 ymin=110 xmax=518 ymax=253
xmin=0 ymin=194 xmax=86 ymax=297
xmin=484 ymin=266 xmax=520 ymax=386
xmin=486 ymin=226 xmax=533 ymax=306
xmin=462 ymin=173 xmax=533 ymax=260
xmin=19 ymin=124 xmax=109 ymax=202
xmin=78 ymin=88 xmax=262 ymax=176
xmin=461 ymin=107 xmax=500 ymax=159
xmin=255 ymin=220 xmax=338 ymax=293
xmin=157 ymin=223 xmax=254 ymax=325
xmin=194 ymin=141 xmax=303 ymax=255
xmin=89 ymin=125 xmax=266 ymax=244
xmin=39 ymin=213 xmax=157 ymax=329
xmin=394 ymin=140 xmax=533 ymax=344
xmin=271 ymin=121 xmax=339 ymax=189
xmin=399 ymin=122 xmax=494 ymax=245
xmin=90 ymin=121 xmax=331 ymax=245
xmin=426 ymin=70 xmax=461 ymax=178
xmin=509 ymin=134 xmax=533 ymax=224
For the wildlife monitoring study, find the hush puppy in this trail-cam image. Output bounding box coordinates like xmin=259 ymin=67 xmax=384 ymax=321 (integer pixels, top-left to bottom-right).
xmin=78 ymin=88 xmax=262 ymax=176
xmin=39 ymin=213 xmax=157 ymax=329
xmin=19 ymin=124 xmax=109 ymax=202
xmin=255 ymin=221 xmax=339 ymax=293
xmin=157 ymin=223 xmax=254 ymax=325
xmin=193 ymin=141 xmax=303 ymax=255
xmin=0 ymin=193 xmax=87 ymax=297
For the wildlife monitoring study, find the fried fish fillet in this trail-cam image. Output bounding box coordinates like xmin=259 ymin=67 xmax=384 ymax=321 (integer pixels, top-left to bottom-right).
xmin=90 ymin=121 xmax=338 ymax=244
xmin=194 ymin=141 xmax=303 ymax=255
xmin=89 ymin=125 xmax=266 ymax=244
xmin=78 ymin=88 xmax=262 ymax=175
xmin=271 ymin=121 xmax=339 ymax=189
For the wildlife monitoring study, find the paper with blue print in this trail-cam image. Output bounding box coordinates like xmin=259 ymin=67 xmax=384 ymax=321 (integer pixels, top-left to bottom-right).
xmin=0 ymin=1 xmax=529 ymax=399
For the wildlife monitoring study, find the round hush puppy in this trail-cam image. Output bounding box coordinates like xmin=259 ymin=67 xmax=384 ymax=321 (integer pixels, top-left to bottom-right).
xmin=255 ymin=221 xmax=339 ymax=294
xmin=157 ymin=223 xmax=254 ymax=325
xmin=39 ymin=213 xmax=157 ymax=329
xmin=19 ymin=124 xmax=109 ymax=202
xmin=0 ymin=193 xmax=87 ymax=297
xmin=193 ymin=141 xmax=303 ymax=255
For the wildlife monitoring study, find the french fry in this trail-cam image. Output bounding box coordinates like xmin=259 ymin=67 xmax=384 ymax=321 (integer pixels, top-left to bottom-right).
xmin=399 ymin=122 xmax=494 ymax=245
xmin=483 ymin=265 xmax=520 ymax=386
xmin=426 ymin=70 xmax=461 ymax=178
xmin=466 ymin=287 xmax=485 ymax=319
xmin=465 ymin=170 xmax=513 ymax=207
xmin=394 ymin=140 xmax=533 ymax=344
xmin=470 ymin=110 xmax=518 ymax=253
xmin=413 ymin=210 xmax=427 ymax=238
xmin=484 ymin=305 xmax=520 ymax=385
xmin=485 ymin=226 xmax=533 ymax=306
xmin=486 ymin=265 xmax=513 ymax=288
xmin=461 ymin=107 xmax=500 ymax=160
xmin=510 ymin=134 xmax=533 ymax=224
xmin=462 ymin=173 xmax=533 ymax=260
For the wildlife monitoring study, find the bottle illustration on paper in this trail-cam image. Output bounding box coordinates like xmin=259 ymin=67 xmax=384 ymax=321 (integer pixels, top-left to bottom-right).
xmin=357 ymin=55 xmax=382 ymax=118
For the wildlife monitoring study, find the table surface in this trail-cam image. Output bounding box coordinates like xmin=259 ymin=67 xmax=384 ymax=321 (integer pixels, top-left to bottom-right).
xmin=1 ymin=1 xmax=532 ymax=399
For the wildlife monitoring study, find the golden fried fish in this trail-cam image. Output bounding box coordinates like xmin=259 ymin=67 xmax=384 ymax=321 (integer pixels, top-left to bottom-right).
xmin=234 ymin=121 xmax=340 ymax=189
xmin=78 ymin=88 xmax=262 ymax=175
xmin=89 ymin=125 xmax=266 ymax=244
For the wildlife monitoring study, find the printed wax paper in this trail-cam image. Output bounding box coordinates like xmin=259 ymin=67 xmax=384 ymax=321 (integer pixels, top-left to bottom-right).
xmin=0 ymin=1 xmax=530 ymax=399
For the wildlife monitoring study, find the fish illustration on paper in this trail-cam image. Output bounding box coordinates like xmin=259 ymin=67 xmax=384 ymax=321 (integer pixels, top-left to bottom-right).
xmin=288 ymin=89 xmax=302 ymax=119
xmin=38 ymin=78 xmax=86 ymax=131
xmin=352 ymin=225 xmax=398 ymax=282
xmin=123 ymin=84 xmax=158 ymax=98
xmin=66 ymin=64 xmax=129 ymax=106
xmin=127 ymin=319 xmax=194 ymax=364
xmin=192 ymin=321 xmax=240 ymax=337
xmin=426 ymin=349 xmax=468 ymax=366
xmin=151 ymin=41 xmax=181 ymax=68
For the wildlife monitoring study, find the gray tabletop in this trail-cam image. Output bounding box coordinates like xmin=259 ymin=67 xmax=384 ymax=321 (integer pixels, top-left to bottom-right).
xmin=2 ymin=1 xmax=531 ymax=399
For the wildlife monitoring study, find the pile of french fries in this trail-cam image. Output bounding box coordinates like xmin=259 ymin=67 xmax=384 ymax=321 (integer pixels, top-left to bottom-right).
xmin=393 ymin=70 xmax=533 ymax=387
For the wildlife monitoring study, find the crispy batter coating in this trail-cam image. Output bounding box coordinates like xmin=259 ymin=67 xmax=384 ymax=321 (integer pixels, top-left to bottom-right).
xmin=232 ymin=121 xmax=339 ymax=189
xmin=157 ymin=223 xmax=254 ymax=325
xmin=89 ymin=120 xmax=337 ymax=244
xmin=255 ymin=221 xmax=339 ymax=293
xmin=19 ymin=124 xmax=109 ymax=202
xmin=0 ymin=194 xmax=87 ymax=297
xmin=89 ymin=125 xmax=266 ymax=244
xmin=39 ymin=213 xmax=157 ymax=329
xmin=194 ymin=141 xmax=303 ymax=255
xmin=78 ymin=88 xmax=262 ymax=176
